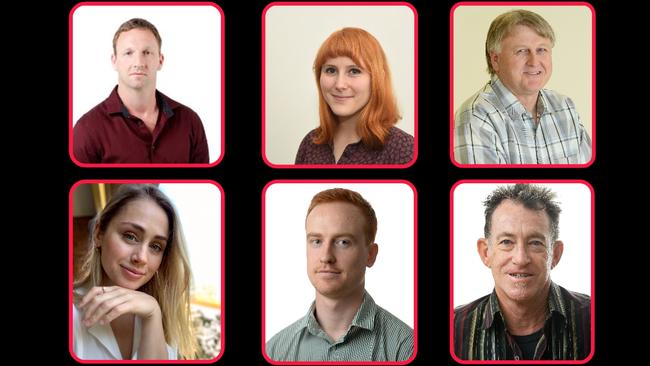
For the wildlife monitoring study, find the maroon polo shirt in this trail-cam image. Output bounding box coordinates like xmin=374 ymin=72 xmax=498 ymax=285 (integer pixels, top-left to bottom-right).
xmin=73 ymin=86 xmax=209 ymax=164
xmin=295 ymin=126 xmax=414 ymax=164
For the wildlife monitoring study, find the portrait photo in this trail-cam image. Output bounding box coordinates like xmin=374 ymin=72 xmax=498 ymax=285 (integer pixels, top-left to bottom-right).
xmin=451 ymin=181 xmax=593 ymax=361
xmin=263 ymin=181 xmax=416 ymax=362
xmin=69 ymin=181 xmax=223 ymax=361
xmin=263 ymin=3 xmax=417 ymax=167
xmin=70 ymin=3 xmax=223 ymax=166
xmin=451 ymin=4 xmax=594 ymax=166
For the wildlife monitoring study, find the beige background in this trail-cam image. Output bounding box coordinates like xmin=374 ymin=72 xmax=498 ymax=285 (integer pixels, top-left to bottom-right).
xmin=453 ymin=5 xmax=593 ymax=138
xmin=264 ymin=5 xmax=416 ymax=165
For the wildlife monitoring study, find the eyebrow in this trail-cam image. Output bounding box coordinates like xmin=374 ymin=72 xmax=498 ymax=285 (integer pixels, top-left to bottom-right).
xmin=495 ymin=231 xmax=548 ymax=240
xmin=306 ymin=232 xmax=358 ymax=239
xmin=120 ymin=221 xmax=168 ymax=242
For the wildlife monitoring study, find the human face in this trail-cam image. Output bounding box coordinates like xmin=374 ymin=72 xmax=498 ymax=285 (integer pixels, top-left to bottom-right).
xmin=320 ymin=56 xmax=371 ymax=123
xmin=112 ymin=28 xmax=163 ymax=91
xmin=478 ymin=200 xmax=563 ymax=306
xmin=306 ymin=202 xmax=378 ymax=301
xmin=98 ymin=198 xmax=169 ymax=290
xmin=490 ymin=25 xmax=552 ymax=100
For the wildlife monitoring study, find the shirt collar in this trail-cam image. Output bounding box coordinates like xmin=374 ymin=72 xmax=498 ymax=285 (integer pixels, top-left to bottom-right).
xmin=301 ymin=291 xmax=378 ymax=340
xmin=482 ymin=281 xmax=568 ymax=330
xmin=105 ymin=85 xmax=177 ymax=120
xmin=489 ymin=76 xmax=549 ymax=121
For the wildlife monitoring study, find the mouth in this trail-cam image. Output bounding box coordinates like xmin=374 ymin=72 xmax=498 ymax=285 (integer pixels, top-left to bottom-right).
xmin=508 ymin=272 xmax=533 ymax=279
xmin=524 ymin=71 xmax=542 ymax=76
xmin=331 ymin=95 xmax=353 ymax=102
xmin=120 ymin=265 xmax=145 ymax=278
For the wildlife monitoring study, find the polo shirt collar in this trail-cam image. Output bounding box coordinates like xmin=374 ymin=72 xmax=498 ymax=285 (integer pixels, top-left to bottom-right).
xmin=301 ymin=291 xmax=377 ymax=341
xmin=105 ymin=85 xmax=177 ymax=119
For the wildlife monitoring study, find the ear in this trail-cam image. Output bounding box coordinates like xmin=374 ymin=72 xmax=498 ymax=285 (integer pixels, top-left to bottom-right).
xmin=366 ymin=243 xmax=379 ymax=267
xmin=477 ymin=238 xmax=491 ymax=267
xmin=111 ymin=53 xmax=117 ymax=71
xmin=489 ymin=52 xmax=500 ymax=73
xmin=550 ymin=240 xmax=564 ymax=269
xmin=158 ymin=53 xmax=164 ymax=70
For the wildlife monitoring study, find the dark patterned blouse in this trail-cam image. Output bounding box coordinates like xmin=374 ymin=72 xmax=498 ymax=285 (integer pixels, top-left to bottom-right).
xmin=294 ymin=127 xmax=414 ymax=165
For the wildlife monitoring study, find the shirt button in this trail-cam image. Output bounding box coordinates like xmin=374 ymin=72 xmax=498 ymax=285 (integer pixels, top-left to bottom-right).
xmin=514 ymin=355 xmax=520 ymax=360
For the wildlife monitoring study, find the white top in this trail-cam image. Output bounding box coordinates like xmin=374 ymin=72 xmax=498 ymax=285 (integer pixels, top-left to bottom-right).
xmin=72 ymin=303 xmax=177 ymax=360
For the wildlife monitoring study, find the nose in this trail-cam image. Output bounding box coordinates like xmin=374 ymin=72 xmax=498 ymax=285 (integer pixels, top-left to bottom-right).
xmin=319 ymin=242 xmax=336 ymax=264
xmin=526 ymin=52 xmax=539 ymax=66
xmin=511 ymin=242 xmax=531 ymax=266
xmin=334 ymin=74 xmax=348 ymax=90
xmin=131 ymin=244 xmax=148 ymax=264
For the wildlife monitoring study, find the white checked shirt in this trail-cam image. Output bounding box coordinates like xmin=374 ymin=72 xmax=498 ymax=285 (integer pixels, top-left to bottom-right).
xmin=454 ymin=77 xmax=592 ymax=164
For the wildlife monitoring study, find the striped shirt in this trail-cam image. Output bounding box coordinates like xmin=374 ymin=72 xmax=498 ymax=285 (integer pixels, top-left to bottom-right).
xmin=454 ymin=77 xmax=592 ymax=164
xmin=454 ymin=282 xmax=591 ymax=360
xmin=266 ymin=292 xmax=414 ymax=361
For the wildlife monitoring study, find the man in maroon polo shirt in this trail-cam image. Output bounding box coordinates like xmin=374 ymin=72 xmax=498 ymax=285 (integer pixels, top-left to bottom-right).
xmin=73 ymin=18 xmax=209 ymax=164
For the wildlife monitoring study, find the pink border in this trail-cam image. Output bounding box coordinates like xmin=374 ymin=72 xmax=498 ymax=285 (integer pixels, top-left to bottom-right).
xmin=261 ymin=2 xmax=418 ymax=169
xmin=261 ymin=180 xmax=418 ymax=364
xmin=449 ymin=2 xmax=596 ymax=168
xmin=68 ymin=2 xmax=226 ymax=168
xmin=449 ymin=180 xmax=595 ymax=363
xmin=68 ymin=179 xmax=226 ymax=363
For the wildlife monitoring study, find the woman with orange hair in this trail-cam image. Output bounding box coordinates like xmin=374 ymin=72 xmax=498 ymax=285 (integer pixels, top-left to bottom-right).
xmin=295 ymin=27 xmax=414 ymax=165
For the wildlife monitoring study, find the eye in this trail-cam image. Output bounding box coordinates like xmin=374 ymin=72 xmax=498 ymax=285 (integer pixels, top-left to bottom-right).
xmin=335 ymin=239 xmax=351 ymax=247
xmin=123 ymin=232 xmax=137 ymax=242
xmin=499 ymin=239 xmax=514 ymax=246
xmin=124 ymin=50 xmax=133 ymax=56
xmin=144 ymin=50 xmax=151 ymax=55
xmin=309 ymin=238 xmax=322 ymax=246
xmin=515 ymin=49 xmax=529 ymax=55
xmin=536 ymin=48 xmax=548 ymax=54
xmin=348 ymin=67 xmax=362 ymax=75
xmin=530 ymin=240 xmax=545 ymax=246
xmin=150 ymin=242 xmax=164 ymax=253
xmin=322 ymin=66 xmax=337 ymax=75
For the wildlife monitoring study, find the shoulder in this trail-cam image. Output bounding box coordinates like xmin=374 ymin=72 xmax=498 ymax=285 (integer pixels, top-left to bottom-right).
xmin=558 ymin=284 xmax=591 ymax=309
xmin=374 ymin=304 xmax=413 ymax=336
xmin=265 ymin=316 xmax=307 ymax=358
xmin=454 ymin=294 xmax=491 ymax=319
xmin=455 ymin=84 xmax=503 ymax=128
xmin=297 ymin=128 xmax=319 ymax=150
xmin=386 ymin=127 xmax=414 ymax=145
xmin=158 ymin=91 xmax=203 ymax=123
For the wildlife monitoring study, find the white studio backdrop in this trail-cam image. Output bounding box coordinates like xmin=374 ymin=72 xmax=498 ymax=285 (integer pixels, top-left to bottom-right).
xmin=71 ymin=4 xmax=222 ymax=163
xmin=264 ymin=5 xmax=416 ymax=164
xmin=264 ymin=182 xmax=415 ymax=341
xmin=452 ymin=182 xmax=592 ymax=308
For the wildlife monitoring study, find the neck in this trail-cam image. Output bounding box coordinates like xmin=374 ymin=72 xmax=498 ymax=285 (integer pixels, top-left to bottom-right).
xmin=314 ymin=288 xmax=365 ymax=341
xmin=117 ymin=84 xmax=158 ymax=116
xmin=497 ymin=285 xmax=550 ymax=336
xmin=334 ymin=117 xmax=360 ymax=142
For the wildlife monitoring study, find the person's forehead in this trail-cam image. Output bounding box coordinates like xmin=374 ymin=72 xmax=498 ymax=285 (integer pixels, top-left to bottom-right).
xmin=116 ymin=28 xmax=158 ymax=46
xmin=491 ymin=200 xmax=550 ymax=229
xmin=307 ymin=202 xmax=365 ymax=226
xmin=503 ymin=24 xmax=550 ymax=42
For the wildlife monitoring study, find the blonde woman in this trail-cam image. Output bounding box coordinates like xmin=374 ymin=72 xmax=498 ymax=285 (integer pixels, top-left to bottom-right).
xmin=73 ymin=184 xmax=197 ymax=359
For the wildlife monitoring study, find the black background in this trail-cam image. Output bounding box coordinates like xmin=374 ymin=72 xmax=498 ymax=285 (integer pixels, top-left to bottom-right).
xmin=33 ymin=0 xmax=636 ymax=364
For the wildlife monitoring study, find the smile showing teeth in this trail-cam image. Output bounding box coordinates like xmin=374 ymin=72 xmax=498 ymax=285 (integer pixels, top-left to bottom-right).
xmin=510 ymin=273 xmax=531 ymax=278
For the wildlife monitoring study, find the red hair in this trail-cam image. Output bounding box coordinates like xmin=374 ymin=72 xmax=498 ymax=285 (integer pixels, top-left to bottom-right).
xmin=313 ymin=28 xmax=400 ymax=149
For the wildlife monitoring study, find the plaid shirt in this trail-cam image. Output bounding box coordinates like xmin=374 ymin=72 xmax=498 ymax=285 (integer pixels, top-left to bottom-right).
xmin=454 ymin=77 xmax=592 ymax=164
xmin=454 ymin=282 xmax=591 ymax=361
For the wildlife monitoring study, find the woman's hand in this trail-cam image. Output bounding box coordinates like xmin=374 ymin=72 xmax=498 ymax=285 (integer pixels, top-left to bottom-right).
xmin=78 ymin=286 xmax=169 ymax=359
xmin=78 ymin=286 xmax=161 ymax=327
